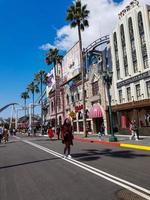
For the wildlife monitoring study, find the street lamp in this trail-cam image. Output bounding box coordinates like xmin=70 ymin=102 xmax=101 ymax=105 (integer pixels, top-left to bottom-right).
xmin=102 ymin=69 xmax=117 ymax=142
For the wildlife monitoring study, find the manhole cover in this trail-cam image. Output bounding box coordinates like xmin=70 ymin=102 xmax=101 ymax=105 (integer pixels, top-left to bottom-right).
xmin=116 ymin=189 xmax=147 ymax=200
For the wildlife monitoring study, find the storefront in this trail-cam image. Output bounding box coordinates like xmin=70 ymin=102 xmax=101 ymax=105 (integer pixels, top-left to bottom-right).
xmin=89 ymin=103 xmax=104 ymax=134
xmin=112 ymin=99 xmax=150 ymax=136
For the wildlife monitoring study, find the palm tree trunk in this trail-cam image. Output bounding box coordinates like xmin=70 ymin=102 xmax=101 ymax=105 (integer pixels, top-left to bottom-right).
xmin=32 ymin=92 xmax=35 ymax=127
xmin=40 ymin=78 xmax=43 ymax=133
xmin=25 ymin=99 xmax=27 ymax=116
xmin=54 ymin=61 xmax=57 ymax=131
xmin=77 ymin=24 xmax=86 ymax=137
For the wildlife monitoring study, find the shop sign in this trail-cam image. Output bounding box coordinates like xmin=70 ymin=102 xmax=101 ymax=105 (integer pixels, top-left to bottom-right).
xmin=117 ymin=71 xmax=150 ymax=88
xmin=75 ymin=105 xmax=83 ymax=112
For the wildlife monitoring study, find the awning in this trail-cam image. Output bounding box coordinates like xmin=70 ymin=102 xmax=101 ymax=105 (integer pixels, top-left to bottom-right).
xmin=89 ymin=104 xmax=103 ymax=119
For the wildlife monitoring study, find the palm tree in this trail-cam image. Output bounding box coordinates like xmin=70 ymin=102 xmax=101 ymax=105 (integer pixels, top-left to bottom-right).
xmin=35 ymin=70 xmax=47 ymax=128
xmin=27 ymin=81 xmax=39 ymax=121
xmin=66 ymin=0 xmax=89 ymax=136
xmin=21 ymin=91 xmax=29 ymax=116
xmin=45 ymin=48 xmax=63 ymax=130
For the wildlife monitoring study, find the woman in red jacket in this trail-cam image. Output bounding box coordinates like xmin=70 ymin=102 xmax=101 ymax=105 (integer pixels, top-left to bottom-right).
xmin=61 ymin=118 xmax=73 ymax=158
xmin=47 ymin=126 xmax=54 ymax=140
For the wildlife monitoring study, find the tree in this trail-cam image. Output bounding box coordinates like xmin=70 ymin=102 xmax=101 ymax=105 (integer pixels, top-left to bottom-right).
xmin=21 ymin=91 xmax=29 ymax=116
xmin=45 ymin=48 xmax=63 ymax=130
xmin=27 ymin=81 xmax=39 ymax=120
xmin=66 ymin=0 xmax=89 ymax=136
xmin=35 ymin=70 xmax=47 ymax=124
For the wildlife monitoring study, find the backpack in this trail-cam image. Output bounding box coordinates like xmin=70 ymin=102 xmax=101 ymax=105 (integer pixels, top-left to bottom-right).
xmin=0 ymin=127 xmax=3 ymax=135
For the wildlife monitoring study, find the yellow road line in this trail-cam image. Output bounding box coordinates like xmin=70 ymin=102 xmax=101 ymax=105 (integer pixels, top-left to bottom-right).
xmin=120 ymin=144 xmax=150 ymax=151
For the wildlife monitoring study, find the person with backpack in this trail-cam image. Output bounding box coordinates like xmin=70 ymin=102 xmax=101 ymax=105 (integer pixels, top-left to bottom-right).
xmin=0 ymin=124 xmax=4 ymax=143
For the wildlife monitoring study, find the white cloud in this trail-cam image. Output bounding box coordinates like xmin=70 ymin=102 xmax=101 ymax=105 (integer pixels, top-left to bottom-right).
xmin=40 ymin=0 xmax=150 ymax=51
xmin=39 ymin=43 xmax=55 ymax=51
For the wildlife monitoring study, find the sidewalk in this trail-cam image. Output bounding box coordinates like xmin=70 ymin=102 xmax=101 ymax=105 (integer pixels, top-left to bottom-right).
xmin=74 ymin=134 xmax=150 ymax=151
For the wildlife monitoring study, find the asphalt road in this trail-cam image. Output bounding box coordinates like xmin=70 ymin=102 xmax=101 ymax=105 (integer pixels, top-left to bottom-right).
xmin=0 ymin=134 xmax=150 ymax=200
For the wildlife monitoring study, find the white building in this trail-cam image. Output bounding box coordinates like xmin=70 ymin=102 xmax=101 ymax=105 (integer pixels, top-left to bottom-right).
xmin=110 ymin=1 xmax=150 ymax=135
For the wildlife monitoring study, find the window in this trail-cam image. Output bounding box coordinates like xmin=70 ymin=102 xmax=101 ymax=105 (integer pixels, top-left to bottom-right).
xmin=138 ymin=12 xmax=148 ymax=66
xmin=136 ymin=84 xmax=141 ymax=100
xmin=131 ymin=40 xmax=135 ymax=51
xmin=113 ymin=32 xmax=118 ymax=51
xmin=124 ymin=65 xmax=129 ymax=77
xmin=141 ymin=34 xmax=146 ymax=45
xmin=92 ymin=81 xmax=99 ymax=96
xmin=66 ymin=94 xmax=69 ymax=105
xmin=51 ymin=102 xmax=54 ymax=112
xmin=78 ymin=121 xmax=83 ymax=132
xmin=77 ymin=93 xmax=80 ymax=101
xmin=138 ymin=12 xmax=144 ymax=34
xmin=146 ymin=81 xmax=150 ymax=98
xmin=119 ymin=90 xmax=123 ymax=103
xmin=58 ymin=97 xmax=61 ymax=109
xmin=133 ymin=61 xmax=138 ymax=73
xmin=71 ymin=95 xmax=74 ymax=103
xmin=128 ymin=17 xmax=134 ymax=40
xmin=126 ymin=87 xmax=131 ymax=101
xmin=117 ymin=68 xmax=120 ymax=80
xmin=73 ymin=122 xmax=77 ymax=132
xmin=143 ymin=56 xmax=149 ymax=69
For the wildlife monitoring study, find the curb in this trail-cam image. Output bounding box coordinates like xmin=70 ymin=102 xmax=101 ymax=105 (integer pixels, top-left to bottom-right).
xmin=74 ymin=137 xmax=121 ymax=147
xmin=120 ymin=143 xmax=150 ymax=151
xmin=74 ymin=137 xmax=150 ymax=151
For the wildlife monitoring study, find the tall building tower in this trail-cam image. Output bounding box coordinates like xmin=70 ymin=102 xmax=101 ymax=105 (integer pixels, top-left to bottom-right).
xmin=110 ymin=1 xmax=150 ymax=135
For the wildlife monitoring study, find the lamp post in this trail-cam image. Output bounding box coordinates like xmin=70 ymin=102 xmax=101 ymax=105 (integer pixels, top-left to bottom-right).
xmin=102 ymin=69 xmax=117 ymax=142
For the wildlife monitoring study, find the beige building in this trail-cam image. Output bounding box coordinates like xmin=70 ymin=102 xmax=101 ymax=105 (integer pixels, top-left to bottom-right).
xmin=110 ymin=1 xmax=150 ymax=135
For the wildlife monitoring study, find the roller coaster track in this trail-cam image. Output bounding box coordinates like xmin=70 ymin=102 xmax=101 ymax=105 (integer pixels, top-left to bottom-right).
xmin=0 ymin=103 xmax=18 ymax=113
xmin=84 ymin=35 xmax=110 ymax=53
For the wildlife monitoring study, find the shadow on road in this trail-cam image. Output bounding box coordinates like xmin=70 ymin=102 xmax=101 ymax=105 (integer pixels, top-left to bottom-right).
xmin=72 ymin=148 xmax=150 ymax=161
xmin=0 ymin=157 xmax=60 ymax=170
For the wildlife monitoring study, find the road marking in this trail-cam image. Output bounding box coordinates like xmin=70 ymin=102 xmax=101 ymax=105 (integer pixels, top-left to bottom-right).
xmin=120 ymin=144 xmax=150 ymax=151
xmin=17 ymin=138 xmax=150 ymax=200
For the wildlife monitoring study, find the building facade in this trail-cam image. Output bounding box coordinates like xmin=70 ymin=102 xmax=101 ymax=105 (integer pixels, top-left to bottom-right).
xmin=45 ymin=38 xmax=111 ymax=135
xmin=110 ymin=1 xmax=150 ymax=135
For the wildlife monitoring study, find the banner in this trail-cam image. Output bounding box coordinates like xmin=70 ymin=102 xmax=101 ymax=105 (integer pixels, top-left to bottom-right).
xmin=62 ymin=42 xmax=80 ymax=83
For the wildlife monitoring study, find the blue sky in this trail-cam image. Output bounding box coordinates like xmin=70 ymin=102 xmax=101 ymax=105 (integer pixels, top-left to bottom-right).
xmin=0 ymin=0 xmax=122 ymax=118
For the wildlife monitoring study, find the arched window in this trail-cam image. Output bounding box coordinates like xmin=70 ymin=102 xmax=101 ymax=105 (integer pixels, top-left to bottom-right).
xmin=138 ymin=12 xmax=148 ymax=69
xmin=138 ymin=12 xmax=144 ymax=34
xmin=128 ymin=17 xmax=134 ymax=40
xmin=120 ymin=24 xmax=128 ymax=76
xmin=113 ymin=32 xmax=120 ymax=80
xmin=128 ymin=17 xmax=138 ymax=73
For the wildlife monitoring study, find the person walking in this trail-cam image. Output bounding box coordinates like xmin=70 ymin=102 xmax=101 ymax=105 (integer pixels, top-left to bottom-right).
xmin=61 ymin=118 xmax=74 ymax=159
xmin=47 ymin=126 xmax=54 ymax=140
xmin=129 ymin=120 xmax=139 ymax=140
xmin=98 ymin=123 xmax=105 ymax=140
xmin=56 ymin=126 xmax=61 ymax=140
xmin=0 ymin=124 xmax=4 ymax=143
xmin=3 ymin=125 xmax=9 ymax=144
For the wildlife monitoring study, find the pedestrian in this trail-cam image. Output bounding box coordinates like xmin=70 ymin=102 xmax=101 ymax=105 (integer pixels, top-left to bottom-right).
xmin=98 ymin=123 xmax=105 ymax=140
xmin=13 ymin=128 xmax=16 ymax=136
xmin=129 ymin=120 xmax=139 ymax=140
xmin=56 ymin=126 xmax=60 ymax=140
xmin=3 ymin=125 xmax=9 ymax=144
xmin=47 ymin=126 xmax=54 ymax=140
xmin=0 ymin=124 xmax=4 ymax=143
xmin=61 ymin=118 xmax=74 ymax=159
